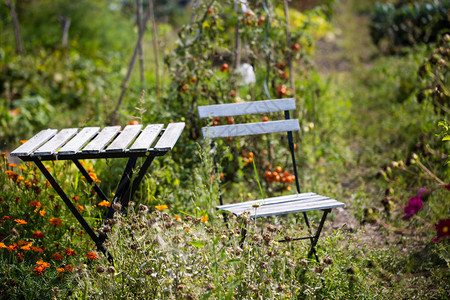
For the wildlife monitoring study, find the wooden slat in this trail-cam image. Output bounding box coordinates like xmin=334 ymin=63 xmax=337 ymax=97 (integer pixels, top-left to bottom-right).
xmin=82 ymin=126 xmax=121 ymax=153
xmin=198 ymin=98 xmax=295 ymax=118
xmin=202 ymin=119 xmax=299 ymax=138
xmin=154 ymin=122 xmax=185 ymax=151
xmin=34 ymin=128 xmax=79 ymax=155
xmin=129 ymin=124 xmax=164 ymax=152
xmin=218 ymin=193 xmax=319 ymax=210
xmin=105 ymin=125 xmax=142 ymax=152
xmin=227 ymin=199 xmax=345 ymax=218
xmin=11 ymin=129 xmax=58 ymax=157
xmin=58 ymin=127 xmax=100 ymax=154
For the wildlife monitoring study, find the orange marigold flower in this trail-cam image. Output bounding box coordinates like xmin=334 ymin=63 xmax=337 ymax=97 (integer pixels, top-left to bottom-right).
xmin=33 ymin=265 xmax=46 ymax=275
xmin=19 ymin=140 xmax=27 ymax=144
xmin=73 ymin=195 xmax=79 ymax=201
xmin=5 ymin=170 xmax=18 ymax=179
xmin=65 ymin=264 xmax=74 ymax=272
xmin=36 ymin=259 xmax=50 ymax=268
xmin=31 ymin=231 xmax=45 ymax=239
xmin=39 ymin=209 xmax=46 ymax=217
xmin=18 ymin=166 xmax=26 ymax=171
xmin=98 ymin=200 xmax=111 ymax=207
xmin=52 ymin=252 xmax=64 ymax=260
xmin=201 ymin=215 xmax=209 ymax=223
xmin=175 ymin=215 xmax=181 ymax=221
xmin=85 ymin=251 xmax=98 ymax=259
xmin=87 ymin=167 xmax=94 ymax=173
xmin=14 ymin=219 xmax=27 ymax=225
xmin=43 ymin=180 xmax=50 ymax=188
xmin=16 ymin=176 xmax=25 ymax=183
xmin=49 ymin=217 xmax=62 ymax=227
xmin=185 ymin=228 xmax=190 ymax=233
xmin=2 ymin=216 xmax=11 ymax=220
xmin=1 ymin=152 xmax=6 ymax=158
xmin=31 ymin=246 xmax=44 ymax=253
xmin=7 ymin=163 xmax=17 ymax=167
xmin=7 ymin=243 xmax=18 ymax=252
xmin=155 ymin=204 xmax=168 ymax=211
xmin=56 ymin=268 xmax=65 ymax=274
xmin=21 ymin=242 xmax=32 ymax=250
xmin=76 ymin=205 xmax=84 ymax=212
xmin=28 ymin=201 xmax=41 ymax=207
xmin=64 ymin=248 xmax=76 ymax=256
xmin=0 ymin=242 xmax=7 ymax=248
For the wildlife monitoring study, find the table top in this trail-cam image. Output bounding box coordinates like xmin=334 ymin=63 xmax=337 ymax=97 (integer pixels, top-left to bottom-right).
xmin=11 ymin=123 xmax=185 ymax=161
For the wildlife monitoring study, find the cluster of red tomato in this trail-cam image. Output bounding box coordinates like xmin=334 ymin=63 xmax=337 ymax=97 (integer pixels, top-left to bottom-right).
xmin=242 ymin=151 xmax=254 ymax=167
xmin=264 ymin=166 xmax=295 ymax=185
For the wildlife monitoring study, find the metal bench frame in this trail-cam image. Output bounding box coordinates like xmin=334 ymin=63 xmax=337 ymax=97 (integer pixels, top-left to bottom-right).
xmin=11 ymin=123 xmax=185 ymax=262
xmin=198 ymin=99 xmax=344 ymax=261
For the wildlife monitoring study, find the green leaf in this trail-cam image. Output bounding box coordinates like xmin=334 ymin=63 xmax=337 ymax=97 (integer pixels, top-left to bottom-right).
xmin=226 ymin=259 xmax=241 ymax=264
xmin=442 ymin=135 xmax=450 ymax=141
xmin=188 ymin=241 xmax=205 ymax=248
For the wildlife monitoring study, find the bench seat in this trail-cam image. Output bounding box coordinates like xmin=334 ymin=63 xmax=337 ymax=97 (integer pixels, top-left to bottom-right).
xmin=217 ymin=192 xmax=345 ymax=218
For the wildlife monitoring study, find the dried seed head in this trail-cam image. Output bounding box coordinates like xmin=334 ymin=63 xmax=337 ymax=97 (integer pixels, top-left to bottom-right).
xmin=106 ymin=266 xmax=116 ymax=274
xmin=314 ymin=266 xmax=323 ymax=273
xmin=129 ymin=201 xmax=136 ymax=207
xmin=283 ymin=250 xmax=291 ymax=256
xmin=112 ymin=203 xmax=122 ymax=211
xmin=284 ymin=236 xmax=293 ymax=242
xmin=235 ymin=246 xmax=243 ymax=255
xmin=131 ymin=243 xmax=139 ymax=250
xmin=173 ymin=236 xmax=182 ymax=244
xmin=205 ymin=283 xmax=215 ymax=291
xmin=10 ymin=228 xmax=19 ymax=236
xmin=262 ymin=232 xmax=272 ymax=244
xmin=287 ymin=260 xmax=296 ymax=267
xmin=249 ymin=285 xmax=258 ymax=292
xmin=185 ymin=293 xmax=195 ymax=300
xmin=138 ymin=204 xmax=148 ymax=215
xmin=177 ymin=284 xmax=187 ymax=290
xmin=183 ymin=216 xmax=192 ymax=222
xmin=266 ymin=224 xmax=277 ymax=232
xmin=252 ymin=234 xmax=262 ymax=243
xmin=323 ymin=257 xmax=333 ymax=265
xmin=96 ymin=266 xmax=105 ymax=274
xmin=101 ymin=225 xmax=111 ymax=233
xmin=259 ymin=262 xmax=268 ymax=269
xmin=299 ymin=259 xmax=308 ymax=266
xmin=346 ymin=267 xmax=355 ymax=274
xmin=206 ymin=226 xmax=213 ymax=233
xmin=267 ymin=251 xmax=276 ymax=257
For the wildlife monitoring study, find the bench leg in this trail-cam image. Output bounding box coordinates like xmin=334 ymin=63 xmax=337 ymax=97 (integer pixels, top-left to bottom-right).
xmin=120 ymin=155 xmax=155 ymax=208
xmin=33 ymin=159 xmax=114 ymax=263
xmin=72 ymin=159 xmax=110 ymax=203
xmin=308 ymin=209 xmax=331 ymax=262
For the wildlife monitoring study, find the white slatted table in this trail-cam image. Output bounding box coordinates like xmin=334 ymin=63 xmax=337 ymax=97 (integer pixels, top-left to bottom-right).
xmin=11 ymin=123 xmax=185 ymax=262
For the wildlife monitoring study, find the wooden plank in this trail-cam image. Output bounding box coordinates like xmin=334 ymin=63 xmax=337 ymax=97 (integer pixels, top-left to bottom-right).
xmin=202 ymin=119 xmax=299 ymax=138
xmin=227 ymin=199 xmax=345 ymax=218
xmin=82 ymin=126 xmax=121 ymax=153
xmin=58 ymin=127 xmax=100 ymax=154
xmin=154 ymin=122 xmax=185 ymax=151
xmin=11 ymin=129 xmax=58 ymax=157
xmin=105 ymin=125 xmax=142 ymax=152
xmin=218 ymin=193 xmax=321 ymax=210
xmin=34 ymin=128 xmax=79 ymax=155
xmin=198 ymin=98 xmax=295 ymax=118
xmin=129 ymin=124 xmax=164 ymax=152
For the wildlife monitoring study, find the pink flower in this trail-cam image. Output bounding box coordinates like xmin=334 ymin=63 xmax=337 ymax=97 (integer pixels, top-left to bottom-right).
xmin=402 ymin=190 xmax=424 ymax=221
xmin=432 ymin=219 xmax=450 ymax=243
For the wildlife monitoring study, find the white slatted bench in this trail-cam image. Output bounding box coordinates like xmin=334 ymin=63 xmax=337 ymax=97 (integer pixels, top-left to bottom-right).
xmin=10 ymin=123 xmax=185 ymax=262
xmin=198 ymin=98 xmax=344 ymax=261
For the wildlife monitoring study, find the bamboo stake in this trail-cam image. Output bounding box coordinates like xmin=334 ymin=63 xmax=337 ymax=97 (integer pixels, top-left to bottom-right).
xmin=149 ymin=0 xmax=161 ymax=99
xmin=137 ymin=0 xmax=145 ymax=89
xmin=110 ymin=4 xmax=151 ymax=125
xmin=5 ymin=0 xmax=23 ymax=55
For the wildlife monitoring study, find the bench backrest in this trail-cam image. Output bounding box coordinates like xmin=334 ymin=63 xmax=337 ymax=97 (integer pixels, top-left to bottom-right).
xmin=198 ymin=98 xmax=301 ymax=202
xmin=198 ymin=98 xmax=299 ymax=138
